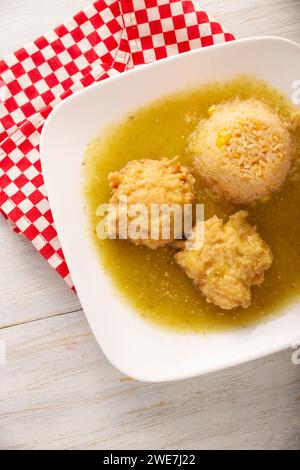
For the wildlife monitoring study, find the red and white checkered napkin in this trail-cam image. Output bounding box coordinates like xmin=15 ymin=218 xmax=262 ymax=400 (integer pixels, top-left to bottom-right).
xmin=0 ymin=0 xmax=235 ymax=290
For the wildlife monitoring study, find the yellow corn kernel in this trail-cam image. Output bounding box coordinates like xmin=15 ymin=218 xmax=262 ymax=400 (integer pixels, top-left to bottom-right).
xmin=216 ymin=133 xmax=231 ymax=148
xmin=208 ymin=105 xmax=216 ymax=116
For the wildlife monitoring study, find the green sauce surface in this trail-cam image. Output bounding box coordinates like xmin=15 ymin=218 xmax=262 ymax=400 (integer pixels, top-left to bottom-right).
xmin=83 ymin=76 xmax=300 ymax=333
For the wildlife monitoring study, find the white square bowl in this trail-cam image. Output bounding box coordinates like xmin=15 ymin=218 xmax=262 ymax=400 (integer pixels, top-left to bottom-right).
xmin=40 ymin=37 xmax=300 ymax=382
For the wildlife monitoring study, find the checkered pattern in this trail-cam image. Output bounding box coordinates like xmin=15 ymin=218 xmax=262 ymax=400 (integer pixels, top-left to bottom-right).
xmin=0 ymin=0 xmax=235 ymax=290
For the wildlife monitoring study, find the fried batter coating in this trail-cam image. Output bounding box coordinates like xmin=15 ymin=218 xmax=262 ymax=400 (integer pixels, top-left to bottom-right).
xmin=175 ymin=211 xmax=273 ymax=309
xmin=108 ymin=158 xmax=195 ymax=248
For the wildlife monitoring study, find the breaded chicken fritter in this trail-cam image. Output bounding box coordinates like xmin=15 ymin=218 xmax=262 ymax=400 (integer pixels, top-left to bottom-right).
xmin=108 ymin=158 xmax=196 ymax=249
xmin=175 ymin=211 xmax=273 ymax=310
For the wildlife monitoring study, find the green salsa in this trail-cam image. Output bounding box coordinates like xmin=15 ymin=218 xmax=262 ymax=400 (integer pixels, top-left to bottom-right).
xmin=83 ymin=76 xmax=300 ymax=333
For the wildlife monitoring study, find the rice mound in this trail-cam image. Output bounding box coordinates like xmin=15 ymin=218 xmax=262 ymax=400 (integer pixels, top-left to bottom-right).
xmin=189 ymin=98 xmax=293 ymax=204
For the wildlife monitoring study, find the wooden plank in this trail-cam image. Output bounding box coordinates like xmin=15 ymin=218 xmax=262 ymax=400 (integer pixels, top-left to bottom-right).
xmin=0 ymin=0 xmax=92 ymax=57
xmin=0 ymin=310 xmax=299 ymax=450
xmin=202 ymin=0 xmax=300 ymax=43
xmin=0 ymin=217 xmax=80 ymax=329
xmin=0 ymin=0 xmax=300 ymax=450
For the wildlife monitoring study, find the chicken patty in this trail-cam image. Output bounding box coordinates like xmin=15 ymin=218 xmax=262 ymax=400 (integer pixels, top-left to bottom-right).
xmin=175 ymin=211 xmax=273 ymax=309
xmin=107 ymin=158 xmax=196 ymax=249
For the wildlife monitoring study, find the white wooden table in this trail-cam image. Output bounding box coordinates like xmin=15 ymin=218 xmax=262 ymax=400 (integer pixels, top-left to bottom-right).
xmin=0 ymin=0 xmax=300 ymax=450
